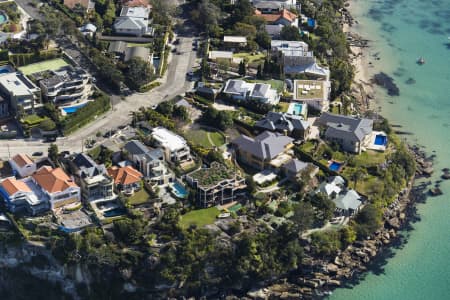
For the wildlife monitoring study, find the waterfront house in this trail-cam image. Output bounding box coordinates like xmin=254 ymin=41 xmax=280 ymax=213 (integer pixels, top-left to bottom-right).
xmin=185 ymin=162 xmax=246 ymax=207
xmin=39 ymin=66 xmax=93 ymax=107
xmin=0 ymin=177 xmax=49 ymax=215
xmin=255 ymin=8 xmax=299 ymax=27
xmin=232 ymin=131 xmax=294 ymax=170
xmin=333 ymin=189 xmax=362 ymax=216
xmin=222 ymin=79 xmax=280 ymax=105
xmin=253 ymin=0 xmax=298 ymax=12
xmin=69 ymin=153 xmax=114 ymax=202
xmin=31 ymin=166 xmax=81 ymax=210
xmin=63 ymin=0 xmax=95 ymax=14
xmin=293 ymin=79 xmax=331 ymax=112
xmin=107 ymin=165 xmax=143 ymax=195
xmin=282 ymin=158 xmax=318 ymax=181
xmin=317 ymin=112 xmax=373 ymax=154
xmin=9 ymin=154 xmax=36 ymax=178
xmin=255 ymin=111 xmax=310 ymax=139
xmin=113 ymin=6 xmax=151 ymax=37
xmin=123 ymin=140 xmax=173 ymax=185
xmin=314 ymin=176 xmax=345 ymax=198
xmin=150 ymin=127 xmax=191 ymax=163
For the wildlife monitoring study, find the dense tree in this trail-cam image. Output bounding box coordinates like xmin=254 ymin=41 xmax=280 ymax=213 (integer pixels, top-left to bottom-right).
xmin=310 ymin=230 xmax=342 ymax=257
xmin=39 ymin=119 xmax=56 ymax=131
xmin=126 ymin=57 xmax=154 ymax=90
xmin=255 ymin=31 xmax=271 ymax=49
xmin=48 ymin=143 xmax=59 ymax=164
xmin=280 ymin=25 xmax=302 ymax=41
xmin=291 ymin=202 xmax=315 ymax=232
xmin=353 ymin=204 xmax=383 ymax=239
xmin=238 ymin=60 xmax=246 ymax=76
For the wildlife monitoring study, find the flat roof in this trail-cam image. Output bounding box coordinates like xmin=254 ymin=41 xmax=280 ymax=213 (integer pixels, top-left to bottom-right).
xmin=151 ymin=127 xmax=188 ymax=152
xmin=224 ymin=36 xmax=247 ymax=43
xmin=294 ymin=80 xmax=327 ymax=100
xmin=0 ymin=72 xmax=40 ymax=96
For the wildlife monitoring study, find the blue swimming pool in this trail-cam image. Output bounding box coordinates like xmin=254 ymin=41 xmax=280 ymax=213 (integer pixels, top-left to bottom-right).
xmin=374 ymin=134 xmax=387 ymax=146
xmin=61 ymin=102 xmax=88 ymax=114
xmin=0 ymin=12 xmax=8 ymax=25
xmin=103 ymin=207 xmax=126 ymax=218
xmin=329 ymin=161 xmax=343 ymax=172
xmin=171 ymin=181 xmax=188 ymax=198
xmin=0 ymin=65 xmax=13 ymax=74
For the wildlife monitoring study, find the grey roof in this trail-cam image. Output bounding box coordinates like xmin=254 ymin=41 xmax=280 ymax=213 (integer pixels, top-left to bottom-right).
xmin=124 ymin=46 xmax=150 ymax=62
xmin=124 ymin=140 xmax=150 ymax=155
xmin=232 ymin=131 xmax=294 ymax=160
xmin=283 ymin=158 xmax=308 ymax=173
xmin=114 ymin=17 xmax=147 ymax=31
xmin=251 ymin=83 xmax=269 ymax=98
xmin=265 ymin=24 xmax=283 ymax=37
xmin=40 ymin=66 xmax=89 ymax=89
xmin=223 ymin=79 xmax=247 ymax=94
xmin=175 ymin=99 xmax=193 ymax=110
xmin=333 ymin=190 xmax=362 ymax=211
xmin=318 ymin=112 xmax=373 ymax=142
xmin=73 ymin=153 xmax=107 ymax=178
xmin=255 ymin=111 xmax=310 ymax=133
xmin=108 ymin=41 xmax=127 ymax=54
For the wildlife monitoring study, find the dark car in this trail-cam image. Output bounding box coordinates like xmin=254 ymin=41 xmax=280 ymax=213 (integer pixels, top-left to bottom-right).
xmin=174 ymin=38 xmax=180 ymax=45
xmin=32 ymin=151 xmax=43 ymax=156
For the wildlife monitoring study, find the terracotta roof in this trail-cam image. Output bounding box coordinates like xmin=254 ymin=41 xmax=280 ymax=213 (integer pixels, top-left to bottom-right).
xmin=63 ymin=0 xmax=90 ymax=9
xmin=11 ymin=154 xmax=33 ymax=168
xmin=1 ymin=178 xmax=31 ymax=195
xmin=107 ymin=166 xmax=143 ymax=186
xmin=121 ymin=0 xmax=152 ymax=7
xmin=32 ymin=166 xmax=78 ymax=193
xmin=255 ymin=9 xmax=297 ymax=23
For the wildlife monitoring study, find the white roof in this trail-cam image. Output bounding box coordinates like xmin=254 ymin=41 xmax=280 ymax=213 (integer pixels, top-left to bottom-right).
xmin=271 ymin=40 xmax=309 ymax=51
xmin=0 ymin=73 xmax=39 ymax=96
xmin=151 ymin=127 xmax=188 ymax=152
xmin=224 ymin=36 xmax=247 ymax=43
xmin=120 ymin=6 xmax=149 ymax=18
xmin=333 ymin=189 xmax=362 ymax=211
xmin=208 ymin=51 xmax=233 ymax=59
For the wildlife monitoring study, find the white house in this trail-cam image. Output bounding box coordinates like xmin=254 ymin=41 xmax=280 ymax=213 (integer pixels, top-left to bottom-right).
xmin=113 ymin=6 xmax=151 ymax=36
xmin=0 ymin=177 xmax=48 ymax=215
xmin=151 ymin=127 xmax=191 ymax=162
xmin=9 ymin=154 xmax=36 ymax=178
xmin=223 ymin=79 xmax=280 ymax=105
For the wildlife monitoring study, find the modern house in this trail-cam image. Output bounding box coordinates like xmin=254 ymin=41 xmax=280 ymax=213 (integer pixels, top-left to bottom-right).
xmin=0 ymin=177 xmax=49 ymax=215
xmin=232 ymin=131 xmax=294 ymax=170
xmin=0 ymin=72 xmax=41 ymax=117
xmin=293 ymin=79 xmax=331 ymax=112
xmin=9 ymin=154 xmax=36 ymax=178
xmin=282 ymin=158 xmax=318 ymax=181
xmin=271 ymin=40 xmax=329 ymax=78
xmin=255 ymin=8 xmax=299 ymax=27
xmin=123 ymin=140 xmax=173 ymax=185
xmin=39 ymin=66 xmax=93 ymax=106
xmin=255 ymin=111 xmax=310 ymax=139
xmin=63 ymin=0 xmax=95 ymax=14
xmin=113 ymin=6 xmax=151 ymax=36
xmin=314 ymin=176 xmax=345 ymax=198
xmin=222 ymin=79 xmax=280 ymax=105
xmin=69 ymin=153 xmax=114 ymax=202
xmin=32 ymin=166 xmax=81 ymax=210
xmin=107 ymin=166 xmax=143 ymax=195
xmin=185 ymin=162 xmax=246 ymax=207
xmin=317 ymin=112 xmax=374 ymax=154
xmin=150 ymin=127 xmax=191 ymax=163
xmin=253 ymin=0 xmax=298 ymax=12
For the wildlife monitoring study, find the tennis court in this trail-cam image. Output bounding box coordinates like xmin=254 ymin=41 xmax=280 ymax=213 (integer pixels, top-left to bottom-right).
xmin=19 ymin=58 xmax=69 ymax=75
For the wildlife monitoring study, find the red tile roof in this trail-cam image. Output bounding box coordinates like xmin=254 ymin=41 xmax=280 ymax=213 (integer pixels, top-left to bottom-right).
xmin=255 ymin=9 xmax=297 ymax=23
xmin=11 ymin=154 xmax=33 ymax=168
xmin=32 ymin=166 xmax=78 ymax=193
xmin=1 ymin=178 xmax=31 ymax=195
xmin=63 ymin=0 xmax=90 ymax=9
xmin=107 ymin=166 xmax=143 ymax=186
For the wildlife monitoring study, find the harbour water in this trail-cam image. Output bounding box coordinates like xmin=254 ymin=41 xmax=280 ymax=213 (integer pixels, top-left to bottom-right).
xmin=329 ymin=0 xmax=450 ymax=299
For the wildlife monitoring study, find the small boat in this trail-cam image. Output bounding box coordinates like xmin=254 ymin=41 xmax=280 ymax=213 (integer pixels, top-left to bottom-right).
xmin=417 ymin=56 xmax=425 ymax=65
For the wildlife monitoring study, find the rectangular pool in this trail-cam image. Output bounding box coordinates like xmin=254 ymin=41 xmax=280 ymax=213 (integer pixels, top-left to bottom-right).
xmin=287 ymin=102 xmax=307 ymax=117
xmin=374 ymin=135 xmax=387 ymax=146
xmin=329 ymin=161 xmax=343 ymax=172
xmin=171 ymin=181 xmax=188 ymax=199
xmin=61 ymin=102 xmax=88 ymax=114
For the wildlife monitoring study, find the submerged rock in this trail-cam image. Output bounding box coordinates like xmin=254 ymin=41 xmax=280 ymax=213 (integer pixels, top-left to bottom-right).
xmin=429 ymin=188 xmax=443 ymax=196
xmin=405 ymin=77 xmax=416 ymax=85
xmin=372 ymin=72 xmax=400 ymax=96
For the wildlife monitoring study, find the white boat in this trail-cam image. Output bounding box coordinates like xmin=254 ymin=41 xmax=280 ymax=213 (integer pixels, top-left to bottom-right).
xmin=417 ymin=57 xmax=425 ymax=65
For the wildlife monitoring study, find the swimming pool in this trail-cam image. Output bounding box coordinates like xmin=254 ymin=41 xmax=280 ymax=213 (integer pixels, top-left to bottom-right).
xmin=329 ymin=161 xmax=343 ymax=172
xmin=374 ymin=134 xmax=387 ymax=146
xmin=103 ymin=207 xmax=126 ymax=218
xmin=171 ymin=181 xmax=188 ymax=198
xmin=0 ymin=65 xmax=13 ymax=74
xmin=287 ymin=102 xmax=307 ymax=117
xmin=0 ymin=12 xmax=8 ymax=25
xmin=61 ymin=102 xmax=88 ymax=114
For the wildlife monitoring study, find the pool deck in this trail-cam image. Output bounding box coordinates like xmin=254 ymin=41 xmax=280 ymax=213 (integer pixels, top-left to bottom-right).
xmin=365 ymin=131 xmax=387 ymax=152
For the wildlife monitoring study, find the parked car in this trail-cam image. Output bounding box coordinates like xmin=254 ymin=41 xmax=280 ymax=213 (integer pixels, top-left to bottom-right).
xmin=32 ymin=151 xmax=43 ymax=156
xmin=174 ymin=38 xmax=180 ymax=45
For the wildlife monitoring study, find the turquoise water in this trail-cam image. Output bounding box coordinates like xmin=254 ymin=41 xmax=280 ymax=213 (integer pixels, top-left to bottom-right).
xmin=287 ymin=102 xmax=305 ymax=116
xmin=329 ymin=0 xmax=450 ymax=299
xmin=171 ymin=181 xmax=188 ymax=198
xmin=61 ymin=102 xmax=87 ymax=114
xmin=0 ymin=12 xmax=7 ymax=24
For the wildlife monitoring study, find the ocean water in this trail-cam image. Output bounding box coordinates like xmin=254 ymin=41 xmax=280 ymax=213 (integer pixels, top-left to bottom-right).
xmin=329 ymin=0 xmax=450 ymax=299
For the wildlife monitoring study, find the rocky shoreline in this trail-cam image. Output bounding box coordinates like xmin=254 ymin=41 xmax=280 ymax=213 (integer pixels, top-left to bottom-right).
xmin=243 ymin=146 xmax=431 ymax=300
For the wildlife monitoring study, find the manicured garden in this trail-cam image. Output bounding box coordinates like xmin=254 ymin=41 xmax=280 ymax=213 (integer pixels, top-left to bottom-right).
xmin=247 ymin=79 xmax=285 ymax=92
xmin=184 ymin=128 xmax=225 ymax=148
xmin=128 ymin=189 xmax=150 ymax=206
xmin=179 ymin=207 xmax=220 ymax=229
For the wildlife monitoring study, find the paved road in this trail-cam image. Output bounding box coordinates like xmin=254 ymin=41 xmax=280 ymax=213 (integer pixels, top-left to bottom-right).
xmin=0 ymin=36 xmax=197 ymax=159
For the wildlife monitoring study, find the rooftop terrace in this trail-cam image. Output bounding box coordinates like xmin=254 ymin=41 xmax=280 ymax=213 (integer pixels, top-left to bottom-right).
xmin=189 ymin=162 xmax=239 ymax=188
xmin=294 ymin=80 xmax=325 ymax=100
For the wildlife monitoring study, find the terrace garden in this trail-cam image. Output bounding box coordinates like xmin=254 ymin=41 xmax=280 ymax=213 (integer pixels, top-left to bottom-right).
xmin=189 ymin=162 xmax=237 ymax=187
xmin=295 ymin=80 xmax=324 ymax=100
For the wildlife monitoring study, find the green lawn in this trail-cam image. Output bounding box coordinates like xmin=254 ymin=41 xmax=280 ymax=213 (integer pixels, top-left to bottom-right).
xmin=184 ymin=129 xmax=225 ymax=148
xmin=18 ymin=58 xmax=69 ymax=75
xmin=128 ymin=189 xmax=149 ymax=205
xmin=233 ymin=52 xmax=265 ymax=63
xmin=248 ymin=79 xmax=285 ymax=93
xmin=22 ymin=114 xmax=46 ymax=126
xmin=127 ymin=42 xmax=152 ymax=48
xmin=353 ymin=150 xmax=387 ymax=166
xmin=179 ymin=207 xmax=220 ymax=229
xmin=276 ymin=102 xmax=290 ymax=112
